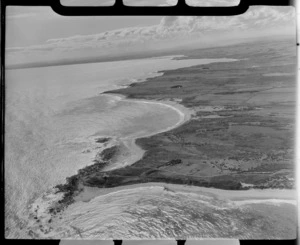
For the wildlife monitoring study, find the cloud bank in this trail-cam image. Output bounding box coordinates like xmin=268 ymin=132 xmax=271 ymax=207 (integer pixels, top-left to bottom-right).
xmin=6 ymin=5 xmax=296 ymax=66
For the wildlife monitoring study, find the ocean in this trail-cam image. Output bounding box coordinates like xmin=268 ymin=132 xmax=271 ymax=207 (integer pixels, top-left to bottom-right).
xmin=5 ymin=56 xmax=237 ymax=238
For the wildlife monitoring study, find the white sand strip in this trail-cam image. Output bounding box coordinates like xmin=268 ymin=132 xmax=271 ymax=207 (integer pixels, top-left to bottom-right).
xmin=75 ymin=182 xmax=297 ymax=204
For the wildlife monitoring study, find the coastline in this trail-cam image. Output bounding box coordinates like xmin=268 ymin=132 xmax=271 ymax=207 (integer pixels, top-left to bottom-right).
xmin=5 ymin=36 xmax=296 ymax=240
xmin=48 ymin=48 xmax=295 ymax=210
xmin=47 ymin=71 xmax=295 ymax=217
xmin=24 ymin=41 xmax=297 ymax=238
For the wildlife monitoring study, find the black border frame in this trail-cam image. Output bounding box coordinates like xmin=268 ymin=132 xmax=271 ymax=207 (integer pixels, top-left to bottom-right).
xmin=2 ymin=0 xmax=296 ymax=16
xmin=0 ymin=0 xmax=297 ymax=244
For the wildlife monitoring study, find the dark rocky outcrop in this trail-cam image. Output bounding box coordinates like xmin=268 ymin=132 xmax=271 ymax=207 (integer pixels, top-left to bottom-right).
xmin=95 ymin=137 xmax=111 ymax=143
xmin=171 ymin=85 xmax=183 ymax=89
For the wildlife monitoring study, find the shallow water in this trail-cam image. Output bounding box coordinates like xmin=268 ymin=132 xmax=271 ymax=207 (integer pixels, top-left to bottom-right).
xmin=5 ymin=57 xmax=237 ymax=238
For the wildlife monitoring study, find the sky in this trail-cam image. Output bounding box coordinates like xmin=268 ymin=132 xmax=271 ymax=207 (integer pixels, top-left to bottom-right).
xmin=5 ymin=0 xmax=296 ymax=66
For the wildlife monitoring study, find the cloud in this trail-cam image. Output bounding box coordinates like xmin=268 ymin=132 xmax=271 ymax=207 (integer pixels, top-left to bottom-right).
xmin=6 ymin=5 xmax=296 ymax=66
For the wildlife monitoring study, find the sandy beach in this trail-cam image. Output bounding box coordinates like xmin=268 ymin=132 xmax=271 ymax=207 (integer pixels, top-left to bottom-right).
xmin=99 ymin=94 xmax=192 ymax=172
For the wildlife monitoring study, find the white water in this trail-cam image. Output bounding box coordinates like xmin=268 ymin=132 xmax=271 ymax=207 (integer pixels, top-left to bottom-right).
xmin=32 ymin=185 xmax=297 ymax=239
xmin=5 ymin=56 xmax=238 ymax=238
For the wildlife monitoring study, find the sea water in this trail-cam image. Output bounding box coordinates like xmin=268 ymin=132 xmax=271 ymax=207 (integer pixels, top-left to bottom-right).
xmin=5 ymin=57 xmax=238 ymax=238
